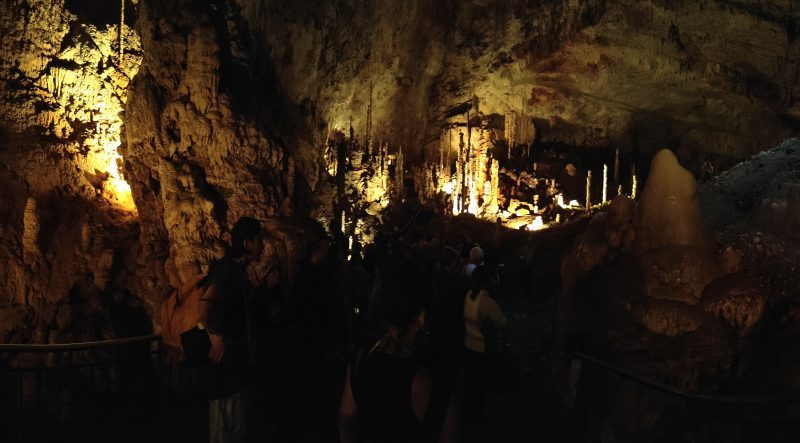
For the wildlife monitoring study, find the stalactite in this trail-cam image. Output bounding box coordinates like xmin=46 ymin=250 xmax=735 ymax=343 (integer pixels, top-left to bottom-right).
xmin=439 ymin=130 xmax=445 ymax=167
xmin=380 ymin=142 xmax=385 ymax=175
xmin=336 ymin=137 xmax=347 ymax=235
xmin=118 ymin=0 xmax=125 ymax=64
xmin=366 ymin=83 xmax=373 ymax=155
xmin=505 ymin=111 xmax=517 ymax=159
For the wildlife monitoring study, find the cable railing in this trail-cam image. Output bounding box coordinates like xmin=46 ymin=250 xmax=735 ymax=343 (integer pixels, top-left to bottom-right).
xmin=571 ymin=350 xmax=800 ymax=441
xmin=0 ymin=334 xmax=201 ymax=443
xmin=0 ymin=334 xmax=162 ymax=353
xmin=574 ymin=351 xmax=800 ymax=406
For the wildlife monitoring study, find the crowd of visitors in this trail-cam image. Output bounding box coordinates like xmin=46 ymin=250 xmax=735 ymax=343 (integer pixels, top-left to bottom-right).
xmin=194 ymin=216 xmax=510 ymax=442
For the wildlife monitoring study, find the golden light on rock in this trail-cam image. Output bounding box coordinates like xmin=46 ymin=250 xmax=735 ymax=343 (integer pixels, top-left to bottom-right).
xmin=24 ymin=17 xmax=142 ymax=212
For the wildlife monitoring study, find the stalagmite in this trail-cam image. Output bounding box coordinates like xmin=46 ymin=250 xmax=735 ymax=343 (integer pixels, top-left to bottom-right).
xmin=348 ymin=236 xmax=354 ymax=260
xmin=488 ymin=159 xmax=499 ymax=214
xmin=459 ymin=130 xmax=466 ymax=212
xmin=586 ymin=170 xmax=592 ymax=209
xmin=602 ymin=163 xmax=608 ymax=203
xmin=396 ymin=146 xmax=404 ymax=198
xmin=631 ymin=163 xmax=638 ymax=200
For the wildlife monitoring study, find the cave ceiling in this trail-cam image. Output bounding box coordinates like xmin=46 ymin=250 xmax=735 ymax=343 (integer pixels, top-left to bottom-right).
xmin=238 ymin=0 xmax=800 ymax=164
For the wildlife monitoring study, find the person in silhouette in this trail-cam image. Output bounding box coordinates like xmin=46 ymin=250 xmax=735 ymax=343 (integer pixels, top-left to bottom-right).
xmin=200 ymin=216 xmax=264 ymax=443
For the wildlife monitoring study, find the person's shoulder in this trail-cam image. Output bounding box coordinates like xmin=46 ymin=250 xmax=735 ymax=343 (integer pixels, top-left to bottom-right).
xmin=206 ymin=256 xmax=242 ymax=285
xmin=479 ymin=291 xmax=499 ymax=306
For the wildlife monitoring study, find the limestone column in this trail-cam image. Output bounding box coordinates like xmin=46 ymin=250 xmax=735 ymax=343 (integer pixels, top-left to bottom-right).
xmin=586 ymin=170 xmax=592 ymax=209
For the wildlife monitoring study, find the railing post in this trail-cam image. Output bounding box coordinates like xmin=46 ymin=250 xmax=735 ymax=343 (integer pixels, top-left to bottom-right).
xmin=566 ymin=356 xmax=582 ymax=410
xmin=36 ymin=369 xmax=42 ymax=443
xmin=17 ymin=370 xmax=23 ymax=443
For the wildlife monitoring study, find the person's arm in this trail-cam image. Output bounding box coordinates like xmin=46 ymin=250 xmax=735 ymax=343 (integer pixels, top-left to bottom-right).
xmin=200 ymin=285 xmax=225 ymax=363
xmin=482 ymin=296 xmax=508 ymax=329
xmin=438 ymin=392 xmax=458 ymax=443
xmin=412 ymin=368 xmax=432 ymax=422
xmin=339 ymin=364 xmax=358 ymax=443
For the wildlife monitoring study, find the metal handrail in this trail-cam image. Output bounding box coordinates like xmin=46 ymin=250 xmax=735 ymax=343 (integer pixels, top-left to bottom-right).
xmin=574 ymin=351 xmax=800 ymax=406
xmin=0 ymin=334 xmax=161 ymax=353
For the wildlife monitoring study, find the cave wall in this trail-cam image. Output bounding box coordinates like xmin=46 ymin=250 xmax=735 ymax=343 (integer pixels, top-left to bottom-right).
xmin=0 ymin=0 xmax=153 ymax=343
xmin=124 ymin=0 xmax=315 ymax=291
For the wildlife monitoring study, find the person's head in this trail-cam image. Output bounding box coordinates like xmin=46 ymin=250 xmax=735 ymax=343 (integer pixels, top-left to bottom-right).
xmin=469 ymin=246 xmax=484 ymax=265
xmin=382 ymin=264 xmax=427 ymax=339
xmin=230 ymin=217 xmax=263 ymax=263
xmin=265 ymin=265 xmax=282 ymax=289
xmin=309 ymin=236 xmax=331 ymax=265
xmin=439 ymin=247 xmax=457 ymax=273
xmin=470 ymin=265 xmax=491 ymax=299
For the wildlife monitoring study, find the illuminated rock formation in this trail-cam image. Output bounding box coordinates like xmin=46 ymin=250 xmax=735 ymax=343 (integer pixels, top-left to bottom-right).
xmin=0 ymin=0 xmax=154 ymax=342
xmin=1 ymin=0 xmax=798 ymax=347
xmin=124 ymin=0 xmax=312 ymax=287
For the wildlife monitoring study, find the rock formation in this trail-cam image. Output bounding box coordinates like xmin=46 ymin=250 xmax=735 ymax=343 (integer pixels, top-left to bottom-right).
xmin=124 ymin=0 xmax=317 ymax=293
xmin=0 ymin=0 xmax=153 ymax=343
xmin=562 ymin=148 xmax=765 ymax=363
xmin=1 ymin=0 xmax=798 ymax=346
xmin=562 ymin=140 xmax=800 ymax=442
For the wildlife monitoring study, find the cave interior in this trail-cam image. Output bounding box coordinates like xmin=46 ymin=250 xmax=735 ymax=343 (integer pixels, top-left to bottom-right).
xmin=1 ymin=0 xmax=800 ymax=441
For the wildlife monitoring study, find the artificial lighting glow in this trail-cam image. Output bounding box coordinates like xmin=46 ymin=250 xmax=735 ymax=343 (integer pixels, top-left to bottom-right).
xmin=31 ymin=20 xmax=141 ymax=212
xmin=527 ymin=216 xmax=545 ymax=231
xmin=92 ymin=139 xmax=136 ymax=212
xmin=442 ymin=179 xmax=456 ymax=195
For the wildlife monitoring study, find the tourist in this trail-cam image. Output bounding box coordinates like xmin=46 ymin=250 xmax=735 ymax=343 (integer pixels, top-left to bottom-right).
xmin=199 ymin=216 xmax=264 ymax=443
xmin=463 ymin=246 xmax=484 ymax=277
xmin=339 ymin=264 xmax=455 ymax=443
xmin=461 ymin=265 xmax=507 ymax=437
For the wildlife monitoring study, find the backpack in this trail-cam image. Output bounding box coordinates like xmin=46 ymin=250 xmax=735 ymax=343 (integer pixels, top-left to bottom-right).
xmin=159 ymin=274 xmax=209 ymax=354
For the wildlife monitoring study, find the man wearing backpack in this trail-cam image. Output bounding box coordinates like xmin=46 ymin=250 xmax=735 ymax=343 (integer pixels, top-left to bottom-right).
xmin=200 ymin=216 xmax=264 ymax=443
